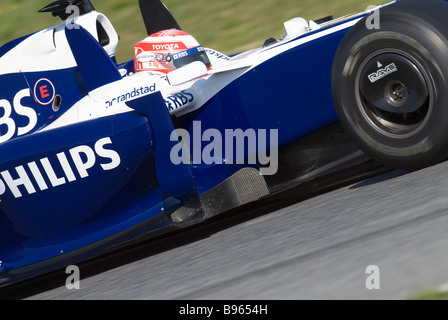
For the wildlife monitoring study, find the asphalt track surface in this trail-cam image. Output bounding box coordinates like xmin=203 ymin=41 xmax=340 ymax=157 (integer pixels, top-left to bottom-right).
xmin=3 ymin=160 xmax=448 ymax=300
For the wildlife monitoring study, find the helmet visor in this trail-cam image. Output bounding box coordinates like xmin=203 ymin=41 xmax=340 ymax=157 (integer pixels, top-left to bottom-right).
xmin=172 ymin=46 xmax=212 ymax=69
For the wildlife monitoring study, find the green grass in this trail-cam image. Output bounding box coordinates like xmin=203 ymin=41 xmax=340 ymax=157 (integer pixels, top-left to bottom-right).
xmin=410 ymin=288 xmax=448 ymax=300
xmin=0 ymin=0 xmax=372 ymax=62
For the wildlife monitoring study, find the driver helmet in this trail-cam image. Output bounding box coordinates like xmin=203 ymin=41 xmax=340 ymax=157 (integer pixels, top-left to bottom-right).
xmin=134 ymin=29 xmax=211 ymax=74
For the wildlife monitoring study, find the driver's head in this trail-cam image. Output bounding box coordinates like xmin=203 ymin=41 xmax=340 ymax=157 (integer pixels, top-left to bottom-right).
xmin=134 ymin=29 xmax=211 ymax=74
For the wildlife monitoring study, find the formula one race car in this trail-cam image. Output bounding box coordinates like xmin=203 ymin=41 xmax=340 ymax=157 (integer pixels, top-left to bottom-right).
xmin=1 ymin=0 xmax=448 ymax=287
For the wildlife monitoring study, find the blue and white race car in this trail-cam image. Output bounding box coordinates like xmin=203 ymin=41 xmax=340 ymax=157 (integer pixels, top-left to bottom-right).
xmin=1 ymin=0 xmax=448 ymax=287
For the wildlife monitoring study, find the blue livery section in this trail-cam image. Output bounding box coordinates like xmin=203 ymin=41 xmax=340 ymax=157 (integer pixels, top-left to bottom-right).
xmin=65 ymin=25 xmax=122 ymax=92
xmin=0 ymin=69 xmax=89 ymax=143
xmin=126 ymin=92 xmax=199 ymax=208
xmin=179 ymin=29 xmax=347 ymax=147
xmin=176 ymin=27 xmax=349 ymax=191
xmin=0 ymin=111 xmax=160 ymax=274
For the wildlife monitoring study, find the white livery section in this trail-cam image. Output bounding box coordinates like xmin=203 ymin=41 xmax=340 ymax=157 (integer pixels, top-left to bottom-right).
xmin=0 ymin=12 xmax=119 ymax=75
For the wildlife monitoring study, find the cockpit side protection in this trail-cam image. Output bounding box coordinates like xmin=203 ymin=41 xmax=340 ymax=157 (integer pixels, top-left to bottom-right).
xmin=65 ymin=25 xmax=121 ymax=92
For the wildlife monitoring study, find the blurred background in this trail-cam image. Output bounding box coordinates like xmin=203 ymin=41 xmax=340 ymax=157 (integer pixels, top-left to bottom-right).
xmin=0 ymin=0 xmax=371 ymax=62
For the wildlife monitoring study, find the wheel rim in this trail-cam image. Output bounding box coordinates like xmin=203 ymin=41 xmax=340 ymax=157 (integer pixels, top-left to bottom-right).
xmin=355 ymin=49 xmax=434 ymax=139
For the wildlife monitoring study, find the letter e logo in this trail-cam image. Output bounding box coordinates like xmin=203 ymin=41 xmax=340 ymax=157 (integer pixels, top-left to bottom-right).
xmin=34 ymin=79 xmax=56 ymax=105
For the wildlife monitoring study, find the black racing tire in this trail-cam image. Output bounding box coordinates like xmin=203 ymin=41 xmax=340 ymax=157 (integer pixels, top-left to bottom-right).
xmin=332 ymin=0 xmax=448 ymax=170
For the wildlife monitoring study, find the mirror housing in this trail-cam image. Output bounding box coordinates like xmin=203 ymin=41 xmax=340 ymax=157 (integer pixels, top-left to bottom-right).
xmin=167 ymin=61 xmax=208 ymax=86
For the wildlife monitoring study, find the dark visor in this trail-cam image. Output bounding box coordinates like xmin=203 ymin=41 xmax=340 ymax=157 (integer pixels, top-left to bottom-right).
xmin=172 ymin=46 xmax=212 ymax=69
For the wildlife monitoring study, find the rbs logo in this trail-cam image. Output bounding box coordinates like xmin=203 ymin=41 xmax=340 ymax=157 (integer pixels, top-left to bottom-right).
xmin=0 ymin=89 xmax=38 ymax=144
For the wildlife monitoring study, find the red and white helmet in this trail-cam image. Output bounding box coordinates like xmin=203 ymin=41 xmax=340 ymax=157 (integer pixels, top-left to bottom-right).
xmin=134 ymin=29 xmax=211 ymax=74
